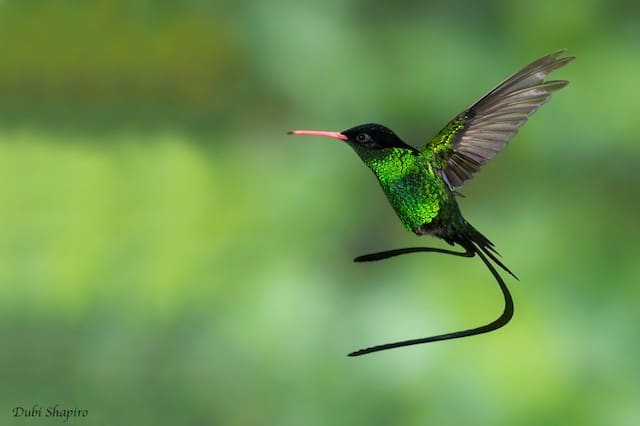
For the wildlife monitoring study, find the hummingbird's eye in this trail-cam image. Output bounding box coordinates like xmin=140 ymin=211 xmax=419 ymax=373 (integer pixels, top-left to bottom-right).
xmin=356 ymin=133 xmax=369 ymax=143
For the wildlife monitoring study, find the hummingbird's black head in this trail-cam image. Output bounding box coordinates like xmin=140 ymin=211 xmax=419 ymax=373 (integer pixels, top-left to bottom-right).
xmin=341 ymin=123 xmax=417 ymax=152
xmin=287 ymin=123 xmax=417 ymax=153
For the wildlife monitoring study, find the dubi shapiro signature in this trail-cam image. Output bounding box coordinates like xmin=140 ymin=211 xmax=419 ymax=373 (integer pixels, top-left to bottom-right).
xmin=12 ymin=404 xmax=88 ymax=422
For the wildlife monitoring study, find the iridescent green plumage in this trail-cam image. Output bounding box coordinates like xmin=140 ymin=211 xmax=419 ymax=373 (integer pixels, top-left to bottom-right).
xmin=422 ymin=113 xmax=468 ymax=168
xmin=353 ymin=147 xmax=451 ymax=233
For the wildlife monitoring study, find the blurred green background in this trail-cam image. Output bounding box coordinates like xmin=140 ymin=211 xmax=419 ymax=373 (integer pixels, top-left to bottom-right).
xmin=1 ymin=0 xmax=639 ymax=425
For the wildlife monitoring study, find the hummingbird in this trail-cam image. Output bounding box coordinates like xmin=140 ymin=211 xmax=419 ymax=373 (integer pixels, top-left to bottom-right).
xmin=288 ymin=50 xmax=574 ymax=356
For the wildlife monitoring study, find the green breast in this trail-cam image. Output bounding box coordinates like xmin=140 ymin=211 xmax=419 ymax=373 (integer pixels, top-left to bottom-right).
xmin=363 ymin=149 xmax=449 ymax=232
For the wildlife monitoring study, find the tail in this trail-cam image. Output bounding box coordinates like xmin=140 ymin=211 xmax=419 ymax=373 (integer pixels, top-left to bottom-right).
xmin=459 ymin=222 xmax=518 ymax=281
xmin=349 ymin=222 xmax=516 ymax=357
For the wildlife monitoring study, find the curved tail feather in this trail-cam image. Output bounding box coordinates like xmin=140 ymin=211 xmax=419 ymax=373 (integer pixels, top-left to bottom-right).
xmin=349 ymin=223 xmax=515 ymax=357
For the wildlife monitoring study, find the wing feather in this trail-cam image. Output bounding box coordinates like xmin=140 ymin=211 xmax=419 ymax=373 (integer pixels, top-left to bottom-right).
xmin=422 ymin=50 xmax=574 ymax=190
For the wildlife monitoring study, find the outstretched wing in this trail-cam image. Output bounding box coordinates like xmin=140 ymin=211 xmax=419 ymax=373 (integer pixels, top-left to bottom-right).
xmin=422 ymin=49 xmax=574 ymax=190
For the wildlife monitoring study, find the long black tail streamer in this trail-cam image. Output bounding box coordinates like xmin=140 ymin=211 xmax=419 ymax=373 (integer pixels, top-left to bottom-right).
xmin=348 ymin=243 xmax=514 ymax=357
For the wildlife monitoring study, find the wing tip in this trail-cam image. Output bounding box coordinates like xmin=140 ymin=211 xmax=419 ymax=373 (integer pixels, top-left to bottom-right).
xmin=544 ymin=50 xmax=576 ymax=72
xmin=549 ymin=48 xmax=568 ymax=57
xmin=539 ymin=79 xmax=571 ymax=91
xmin=548 ymin=48 xmax=575 ymax=60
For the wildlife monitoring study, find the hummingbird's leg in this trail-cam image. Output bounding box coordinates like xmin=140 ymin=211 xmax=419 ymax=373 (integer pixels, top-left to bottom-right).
xmin=354 ymin=245 xmax=474 ymax=262
xmin=348 ymin=248 xmax=513 ymax=356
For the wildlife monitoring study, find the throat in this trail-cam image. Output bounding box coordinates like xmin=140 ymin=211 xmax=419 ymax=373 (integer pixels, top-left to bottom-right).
xmin=361 ymin=151 xmax=447 ymax=233
xmin=361 ymin=148 xmax=418 ymax=183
